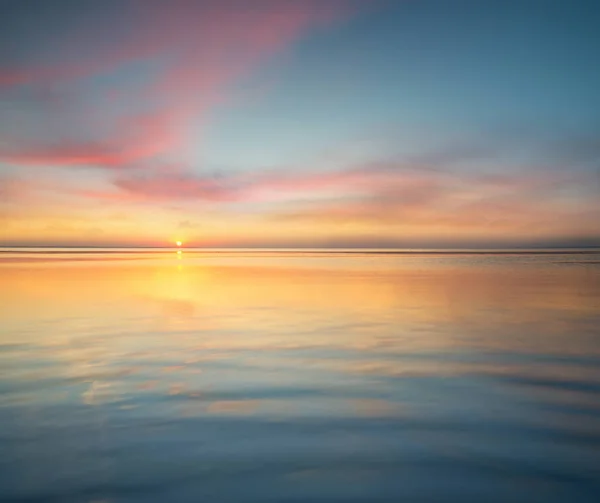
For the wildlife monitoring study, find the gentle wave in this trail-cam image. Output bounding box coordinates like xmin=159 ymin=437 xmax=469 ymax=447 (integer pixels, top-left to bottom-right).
xmin=1 ymin=252 xmax=599 ymax=502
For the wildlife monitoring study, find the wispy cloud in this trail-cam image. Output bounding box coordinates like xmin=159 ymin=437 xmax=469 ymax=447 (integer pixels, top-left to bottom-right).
xmin=19 ymin=153 xmax=594 ymax=240
xmin=0 ymin=0 xmax=352 ymax=168
xmin=0 ymin=113 xmax=176 ymax=167
xmin=3 ymin=151 xmax=598 ymax=246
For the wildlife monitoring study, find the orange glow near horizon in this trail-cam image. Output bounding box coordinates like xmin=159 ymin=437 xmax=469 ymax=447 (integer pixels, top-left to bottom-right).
xmin=1 ymin=254 xmax=597 ymax=357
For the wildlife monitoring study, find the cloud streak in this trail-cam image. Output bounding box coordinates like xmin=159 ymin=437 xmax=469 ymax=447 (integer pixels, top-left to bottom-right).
xmin=0 ymin=0 xmax=352 ymax=168
xmin=3 ymin=152 xmax=599 ymax=246
xmin=16 ymin=155 xmax=592 ymax=241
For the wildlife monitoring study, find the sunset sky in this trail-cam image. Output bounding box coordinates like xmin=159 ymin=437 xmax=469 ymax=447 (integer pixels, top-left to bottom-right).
xmin=1 ymin=0 xmax=599 ymax=248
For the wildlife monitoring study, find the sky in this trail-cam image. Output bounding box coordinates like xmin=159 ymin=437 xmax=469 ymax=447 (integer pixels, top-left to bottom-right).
xmin=0 ymin=0 xmax=599 ymax=248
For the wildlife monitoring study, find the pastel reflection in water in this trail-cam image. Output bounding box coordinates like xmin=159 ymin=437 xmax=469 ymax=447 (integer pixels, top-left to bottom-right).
xmin=0 ymin=250 xmax=599 ymax=502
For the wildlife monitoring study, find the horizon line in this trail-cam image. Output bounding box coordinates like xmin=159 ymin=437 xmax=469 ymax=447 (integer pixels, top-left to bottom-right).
xmin=1 ymin=245 xmax=600 ymax=254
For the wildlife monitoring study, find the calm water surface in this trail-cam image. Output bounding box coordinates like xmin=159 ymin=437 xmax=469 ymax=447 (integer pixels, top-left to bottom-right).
xmin=1 ymin=250 xmax=599 ymax=502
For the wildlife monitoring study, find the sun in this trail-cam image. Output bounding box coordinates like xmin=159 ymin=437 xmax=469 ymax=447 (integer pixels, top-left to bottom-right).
xmin=176 ymin=240 xmax=182 ymax=247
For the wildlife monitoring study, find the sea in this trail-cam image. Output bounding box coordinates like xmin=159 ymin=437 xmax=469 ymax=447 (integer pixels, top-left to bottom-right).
xmin=1 ymin=248 xmax=599 ymax=502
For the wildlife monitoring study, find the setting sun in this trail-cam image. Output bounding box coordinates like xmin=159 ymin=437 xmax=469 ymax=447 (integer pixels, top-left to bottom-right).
xmin=176 ymin=241 xmax=182 ymax=247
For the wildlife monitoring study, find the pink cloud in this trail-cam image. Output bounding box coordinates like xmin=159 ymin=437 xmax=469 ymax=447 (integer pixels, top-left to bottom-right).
xmin=89 ymin=162 xmax=440 ymax=205
xmin=112 ymin=167 xmax=241 ymax=203
xmin=67 ymin=158 xmax=594 ymax=224
xmin=3 ymin=154 xmax=599 ymax=244
xmin=1 ymin=112 xmax=178 ymax=167
xmin=0 ymin=0 xmax=353 ymax=169
xmin=257 ymin=164 xmax=600 ymax=235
